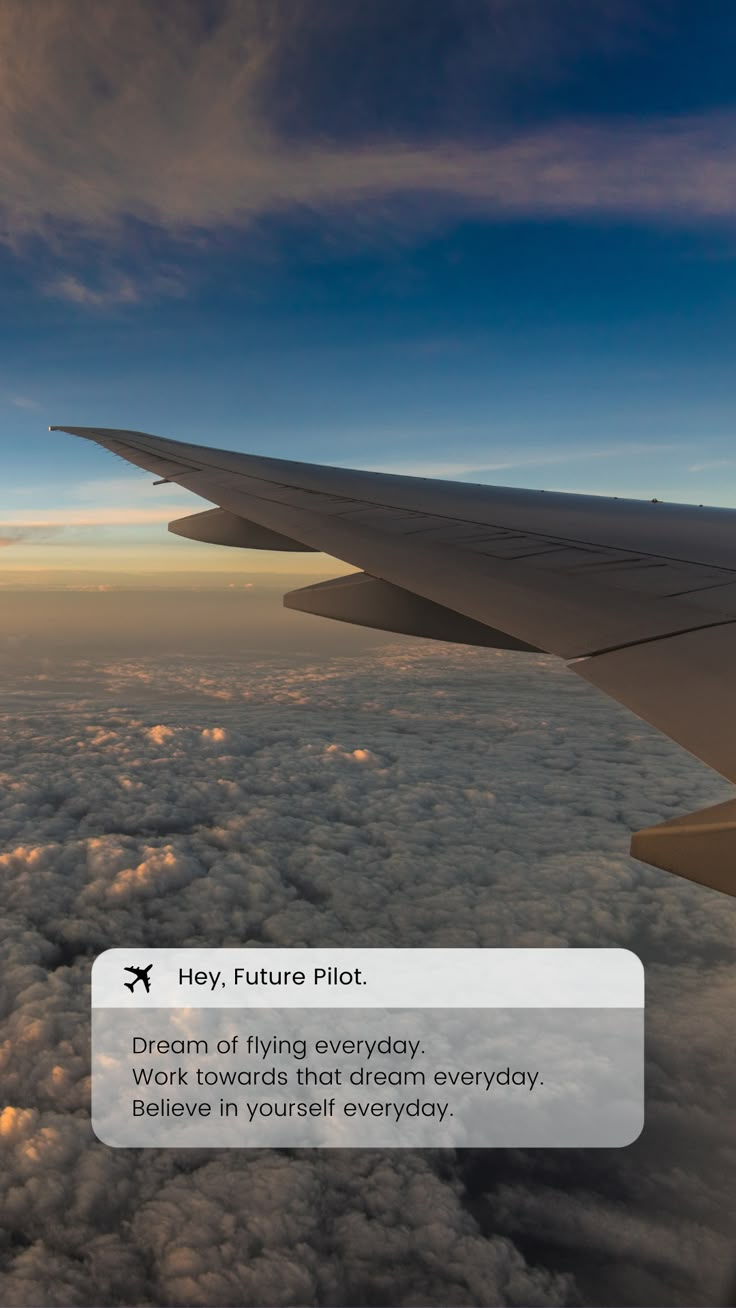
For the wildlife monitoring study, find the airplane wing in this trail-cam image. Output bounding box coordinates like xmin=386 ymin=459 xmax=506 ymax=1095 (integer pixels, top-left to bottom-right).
xmin=53 ymin=424 xmax=736 ymax=897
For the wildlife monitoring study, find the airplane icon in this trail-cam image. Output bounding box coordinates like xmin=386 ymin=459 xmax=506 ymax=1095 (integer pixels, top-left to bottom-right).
xmin=124 ymin=964 xmax=153 ymax=994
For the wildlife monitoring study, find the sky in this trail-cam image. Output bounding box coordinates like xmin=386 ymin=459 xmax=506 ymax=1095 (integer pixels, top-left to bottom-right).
xmin=2 ymin=0 xmax=736 ymax=581
xmin=1 ymin=5 xmax=736 ymax=1308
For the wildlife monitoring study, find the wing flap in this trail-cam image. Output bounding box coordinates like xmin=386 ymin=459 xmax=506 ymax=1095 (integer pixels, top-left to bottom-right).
xmin=573 ymin=624 xmax=736 ymax=782
xmin=284 ymin=572 xmax=540 ymax=650
xmin=168 ymin=508 xmax=318 ymax=551
xmin=631 ymin=798 xmax=736 ymax=896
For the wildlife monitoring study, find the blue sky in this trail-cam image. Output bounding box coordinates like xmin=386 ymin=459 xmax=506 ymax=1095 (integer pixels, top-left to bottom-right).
xmin=2 ymin=0 xmax=736 ymax=578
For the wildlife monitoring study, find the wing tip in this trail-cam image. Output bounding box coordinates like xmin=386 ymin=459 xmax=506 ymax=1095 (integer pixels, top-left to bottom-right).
xmin=49 ymin=425 xmax=97 ymax=438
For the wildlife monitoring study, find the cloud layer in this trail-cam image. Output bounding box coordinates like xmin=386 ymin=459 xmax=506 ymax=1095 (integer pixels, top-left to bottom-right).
xmin=0 ymin=634 xmax=734 ymax=1305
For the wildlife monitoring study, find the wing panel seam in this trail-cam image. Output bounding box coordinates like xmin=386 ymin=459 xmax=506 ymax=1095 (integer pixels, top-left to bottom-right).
xmin=574 ymin=617 xmax=736 ymax=661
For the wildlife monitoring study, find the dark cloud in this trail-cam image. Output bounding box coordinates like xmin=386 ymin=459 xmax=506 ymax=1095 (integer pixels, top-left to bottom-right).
xmin=0 ymin=0 xmax=734 ymax=277
xmin=0 ymin=632 xmax=734 ymax=1305
xmin=257 ymin=0 xmax=648 ymax=144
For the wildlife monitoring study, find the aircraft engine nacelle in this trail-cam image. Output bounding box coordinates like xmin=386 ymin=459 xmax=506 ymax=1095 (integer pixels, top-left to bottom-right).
xmin=168 ymin=507 xmax=317 ymax=550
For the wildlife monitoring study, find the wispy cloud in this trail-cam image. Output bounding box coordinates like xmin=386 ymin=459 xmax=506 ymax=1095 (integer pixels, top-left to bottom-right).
xmin=42 ymin=268 xmax=187 ymax=308
xmin=361 ymin=442 xmax=686 ymax=479
xmin=0 ymin=526 xmax=63 ymax=546
xmin=0 ymin=0 xmax=733 ymax=272
xmin=0 ymin=507 xmax=188 ymax=527
xmin=43 ymin=274 xmax=142 ymax=308
xmin=688 ymin=458 xmax=735 ymax=472
xmin=9 ymin=395 xmax=41 ymax=410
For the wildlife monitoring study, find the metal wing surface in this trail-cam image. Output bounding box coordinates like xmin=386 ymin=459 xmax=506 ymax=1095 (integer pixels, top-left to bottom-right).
xmin=53 ymin=425 xmax=736 ymax=896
